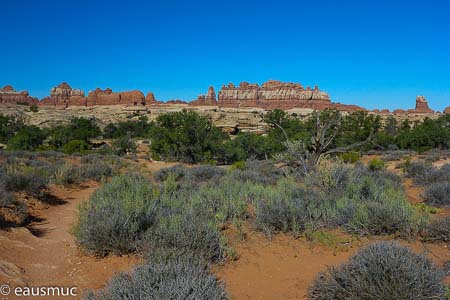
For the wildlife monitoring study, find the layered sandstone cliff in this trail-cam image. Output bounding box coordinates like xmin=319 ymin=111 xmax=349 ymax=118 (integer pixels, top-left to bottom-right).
xmin=216 ymin=80 xmax=343 ymax=110
xmin=40 ymin=82 xmax=86 ymax=107
xmin=0 ymin=85 xmax=39 ymax=105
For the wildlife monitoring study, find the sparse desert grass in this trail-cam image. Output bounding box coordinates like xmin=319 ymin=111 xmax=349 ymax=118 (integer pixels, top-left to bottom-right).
xmin=308 ymin=242 xmax=446 ymax=300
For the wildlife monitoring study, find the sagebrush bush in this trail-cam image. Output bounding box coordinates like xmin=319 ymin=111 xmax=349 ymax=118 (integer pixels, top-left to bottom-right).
xmin=74 ymin=174 xmax=159 ymax=256
xmin=4 ymin=170 xmax=48 ymax=197
xmin=424 ymin=217 xmax=450 ymax=242
xmin=406 ymin=162 xmax=450 ymax=185
xmin=423 ymin=182 xmax=450 ymax=206
xmin=85 ymin=255 xmax=228 ymax=300
xmin=154 ymin=164 xmax=225 ymax=184
xmin=231 ymin=160 xmax=282 ymax=185
xmin=153 ymin=164 xmax=188 ymax=182
xmin=308 ymin=242 xmax=445 ymax=300
xmin=142 ymin=211 xmax=224 ymax=262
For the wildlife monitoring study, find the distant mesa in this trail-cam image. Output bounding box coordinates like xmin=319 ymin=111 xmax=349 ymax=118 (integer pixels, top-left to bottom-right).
xmin=216 ymin=80 xmax=339 ymax=110
xmin=40 ymin=82 xmax=146 ymax=107
xmin=0 ymin=81 xmax=443 ymax=116
xmin=0 ymin=85 xmax=39 ymax=105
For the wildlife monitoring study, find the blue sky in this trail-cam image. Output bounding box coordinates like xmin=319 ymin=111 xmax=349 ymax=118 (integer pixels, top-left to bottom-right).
xmin=1 ymin=0 xmax=449 ymax=111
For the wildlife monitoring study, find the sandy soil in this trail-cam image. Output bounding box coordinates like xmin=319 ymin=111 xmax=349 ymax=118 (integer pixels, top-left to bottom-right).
xmin=0 ymin=183 xmax=141 ymax=299
xmin=216 ymin=227 xmax=450 ymax=300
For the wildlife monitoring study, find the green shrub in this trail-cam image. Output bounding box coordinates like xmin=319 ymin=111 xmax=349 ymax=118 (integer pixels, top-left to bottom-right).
xmin=7 ymin=126 xmax=47 ymax=151
xmin=112 ymin=134 xmax=137 ymax=156
xmin=368 ymin=158 xmax=385 ymax=171
xmin=74 ymin=174 xmax=159 ymax=256
xmin=62 ymin=140 xmax=89 ymax=154
xmin=340 ymin=151 xmax=360 ymax=163
xmin=149 ymin=110 xmax=227 ymax=163
xmin=85 ymin=255 xmax=227 ymax=300
xmin=308 ymin=242 xmax=445 ymax=300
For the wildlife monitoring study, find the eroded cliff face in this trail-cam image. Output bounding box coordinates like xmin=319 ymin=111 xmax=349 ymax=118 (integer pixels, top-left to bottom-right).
xmin=40 ymin=82 xmax=86 ymax=107
xmin=0 ymin=85 xmax=39 ymax=105
xmin=217 ymin=80 xmax=340 ymax=110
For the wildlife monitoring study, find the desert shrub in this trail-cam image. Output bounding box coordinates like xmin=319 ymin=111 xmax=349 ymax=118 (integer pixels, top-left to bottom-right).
xmin=112 ymin=134 xmax=137 ymax=156
xmin=142 ymin=212 xmax=224 ymax=262
xmin=255 ymin=186 xmax=327 ymax=235
xmin=78 ymin=161 xmax=114 ymax=182
xmin=367 ymin=158 xmax=385 ymax=171
xmin=423 ymin=182 xmax=450 ymax=206
xmin=153 ymin=165 xmax=188 ymax=182
xmin=149 ymin=110 xmax=227 ymax=163
xmin=255 ymin=164 xmax=420 ymax=237
xmin=7 ymin=125 xmax=47 ymax=151
xmin=61 ymin=140 xmax=89 ymax=154
xmin=51 ymin=118 xmax=101 ymax=145
xmin=340 ymin=151 xmax=360 ymax=163
xmin=405 ymin=161 xmax=450 ymax=185
xmin=187 ymin=165 xmax=226 ymax=183
xmin=4 ymin=170 xmax=48 ymax=197
xmin=0 ymin=114 xmax=26 ymax=143
xmin=231 ymin=160 xmax=283 ymax=185
xmin=74 ymin=174 xmax=159 ymax=256
xmin=424 ymin=217 xmax=450 ymax=242
xmin=85 ymin=256 xmax=227 ymax=300
xmin=154 ymin=164 xmax=225 ymax=184
xmin=382 ymin=150 xmax=411 ymax=161
xmin=308 ymin=242 xmax=445 ymax=300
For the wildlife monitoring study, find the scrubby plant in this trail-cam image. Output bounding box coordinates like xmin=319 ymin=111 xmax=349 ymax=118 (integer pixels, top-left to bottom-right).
xmin=4 ymin=169 xmax=48 ymax=197
xmin=153 ymin=164 xmax=188 ymax=182
xmin=423 ymin=182 xmax=450 ymax=206
xmin=112 ymin=134 xmax=137 ymax=156
xmin=424 ymin=217 xmax=450 ymax=242
xmin=308 ymin=242 xmax=446 ymax=300
xmin=142 ymin=211 xmax=224 ymax=262
xmin=85 ymin=255 xmax=228 ymax=300
xmin=74 ymin=174 xmax=159 ymax=256
xmin=405 ymin=161 xmax=450 ymax=185
xmin=367 ymin=158 xmax=385 ymax=171
xmin=340 ymin=151 xmax=360 ymax=163
xmin=61 ymin=139 xmax=89 ymax=154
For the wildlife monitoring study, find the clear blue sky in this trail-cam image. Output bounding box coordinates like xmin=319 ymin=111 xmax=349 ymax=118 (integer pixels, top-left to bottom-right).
xmin=1 ymin=0 xmax=449 ymax=111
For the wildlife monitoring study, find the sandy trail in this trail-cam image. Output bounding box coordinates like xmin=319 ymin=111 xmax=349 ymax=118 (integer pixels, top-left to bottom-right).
xmin=0 ymin=183 xmax=140 ymax=299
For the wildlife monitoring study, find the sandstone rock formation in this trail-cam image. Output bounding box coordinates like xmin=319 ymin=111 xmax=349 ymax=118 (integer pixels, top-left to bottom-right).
xmin=0 ymin=85 xmax=38 ymax=105
xmin=145 ymin=92 xmax=157 ymax=105
xmin=40 ymin=82 xmax=86 ymax=107
xmin=87 ymin=88 xmax=145 ymax=106
xmin=216 ymin=80 xmax=361 ymax=111
xmin=191 ymin=86 xmax=217 ymax=106
xmin=444 ymin=107 xmax=450 ymax=114
xmin=410 ymin=95 xmax=433 ymax=113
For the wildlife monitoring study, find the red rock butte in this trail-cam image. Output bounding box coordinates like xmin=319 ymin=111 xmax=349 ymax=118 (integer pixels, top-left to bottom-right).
xmin=0 ymin=85 xmax=39 ymax=105
xmin=0 ymin=81 xmax=447 ymax=114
